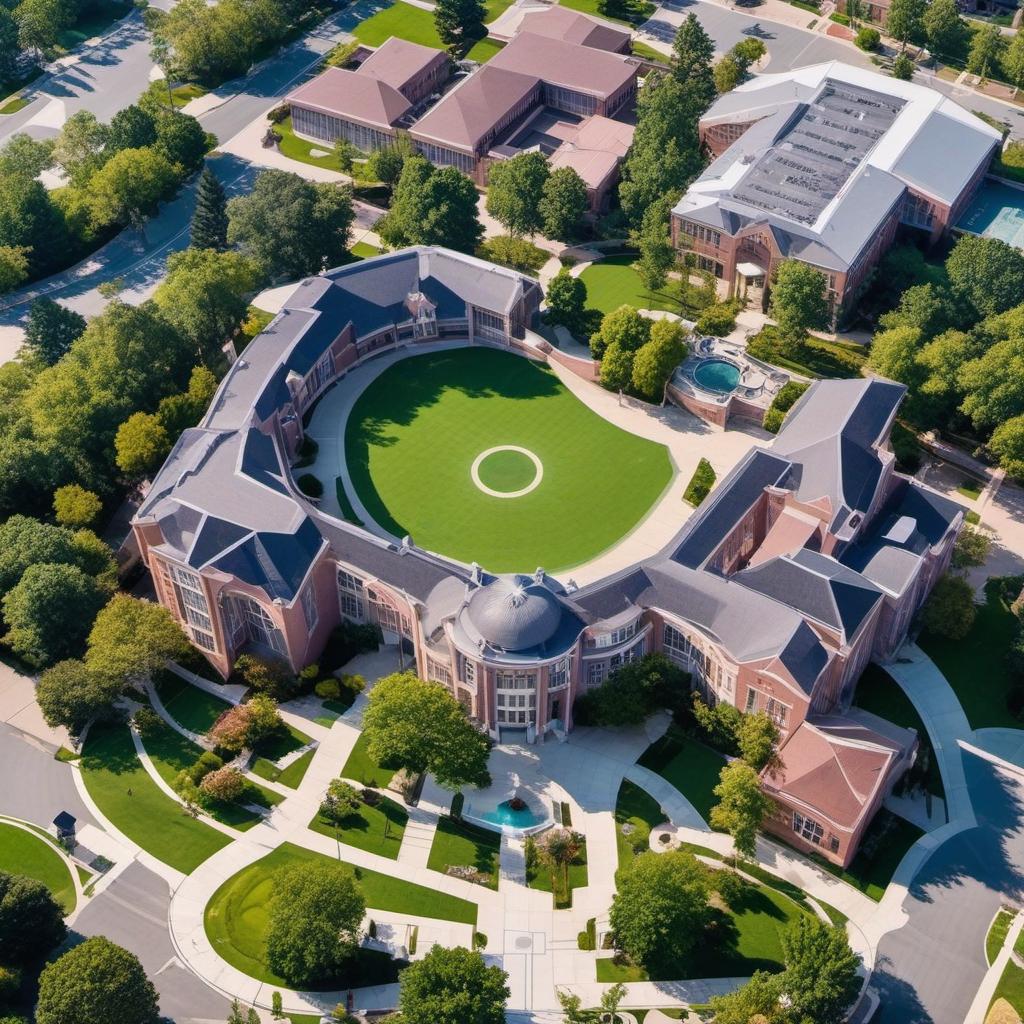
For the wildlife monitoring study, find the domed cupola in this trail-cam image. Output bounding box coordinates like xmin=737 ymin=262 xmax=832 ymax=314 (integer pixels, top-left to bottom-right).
xmin=465 ymin=573 xmax=564 ymax=652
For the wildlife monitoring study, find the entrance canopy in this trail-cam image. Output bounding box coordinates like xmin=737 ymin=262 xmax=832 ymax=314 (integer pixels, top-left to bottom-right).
xmin=736 ymin=261 xmax=766 ymax=277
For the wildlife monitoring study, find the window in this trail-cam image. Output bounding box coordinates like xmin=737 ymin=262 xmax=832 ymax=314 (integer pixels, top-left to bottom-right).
xmin=496 ymin=671 xmax=535 ymax=690
xmin=663 ymin=623 xmax=692 ymax=663
xmin=427 ymin=658 xmax=452 ymax=685
xmin=765 ymin=696 xmax=788 ymax=727
xmin=472 ymin=308 xmax=507 ymax=342
xmin=305 ymin=351 xmax=335 ymax=402
xmin=697 ymin=256 xmax=724 ymax=278
xmin=588 ymin=661 xmax=608 ymax=686
xmin=745 ymin=688 xmax=758 ymax=713
xmin=460 ymin=657 xmax=476 ymax=686
xmin=792 ymin=811 xmax=824 ymax=846
xmin=338 ymin=570 xmax=363 ymax=592
xmin=301 ymin=585 xmax=318 ymax=631
xmin=368 ymin=590 xmax=411 ymax=638
xmin=549 ymin=657 xmax=569 ymax=689
xmin=228 ymin=594 xmax=286 ymax=656
xmin=338 ymin=570 xmax=364 ymax=622
xmin=828 ymin=834 xmax=840 ymax=854
xmin=340 ymin=593 xmax=363 ymax=620
xmin=172 ymin=566 xmax=202 ymax=590
xmin=610 ymin=638 xmax=644 ymax=670
xmin=594 ymin=621 xmax=637 ymax=648
xmin=185 ymin=606 xmax=213 ymax=633
xmin=192 ymin=629 xmax=216 ymax=651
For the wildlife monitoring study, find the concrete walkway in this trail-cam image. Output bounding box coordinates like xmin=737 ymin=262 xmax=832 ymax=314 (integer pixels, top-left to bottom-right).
xmin=966 ymin=908 xmax=1022 ymax=1023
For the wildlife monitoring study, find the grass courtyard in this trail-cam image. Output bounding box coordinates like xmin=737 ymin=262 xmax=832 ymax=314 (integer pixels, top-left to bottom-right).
xmin=342 ymin=348 xmax=673 ymax=572
xmin=352 ymin=0 xmax=508 ymax=61
xmin=341 ymin=731 xmax=397 ymax=789
xmin=637 ymin=726 xmax=726 ymax=824
xmin=0 ymin=823 xmax=76 ymax=913
xmin=308 ymin=792 xmax=408 ymax=859
xmin=153 ymin=669 xmax=231 ymax=734
xmin=427 ymin=816 xmax=501 ymax=890
xmin=204 ymin=842 xmax=477 ymax=986
xmin=578 ymin=254 xmax=684 ymax=316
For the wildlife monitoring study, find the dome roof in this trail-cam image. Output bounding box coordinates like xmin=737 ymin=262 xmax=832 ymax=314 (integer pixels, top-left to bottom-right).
xmin=465 ymin=575 xmax=564 ymax=652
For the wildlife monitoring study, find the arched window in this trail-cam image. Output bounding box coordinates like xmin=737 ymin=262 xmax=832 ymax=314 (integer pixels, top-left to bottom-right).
xmin=225 ymin=594 xmax=286 ymax=656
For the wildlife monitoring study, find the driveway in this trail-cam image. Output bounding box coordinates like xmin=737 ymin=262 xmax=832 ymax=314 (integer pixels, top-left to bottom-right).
xmin=72 ymin=861 xmax=234 ymax=1024
xmin=873 ymin=751 xmax=1024 ymax=1024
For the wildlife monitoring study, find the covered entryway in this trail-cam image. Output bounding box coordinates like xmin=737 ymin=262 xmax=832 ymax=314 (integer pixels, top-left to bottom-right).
xmin=734 ymin=261 xmax=767 ymax=309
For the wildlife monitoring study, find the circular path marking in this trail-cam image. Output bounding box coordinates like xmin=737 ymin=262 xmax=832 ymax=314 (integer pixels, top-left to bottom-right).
xmin=470 ymin=445 xmax=544 ymax=498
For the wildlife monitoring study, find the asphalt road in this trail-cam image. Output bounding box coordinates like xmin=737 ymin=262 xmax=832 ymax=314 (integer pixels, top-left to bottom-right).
xmin=873 ymin=751 xmax=1024 ymax=1024
xmin=72 ymin=861 xmax=234 ymax=1024
xmin=0 ymin=13 xmax=154 ymax=145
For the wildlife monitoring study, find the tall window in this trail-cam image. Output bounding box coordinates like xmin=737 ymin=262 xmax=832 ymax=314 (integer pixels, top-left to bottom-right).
xmin=792 ymin=811 xmax=824 ymax=846
xmin=549 ymin=657 xmax=569 ymax=689
xmin=496 ymin=671 xmax=536 ymax=690
xmin=301 ymin=585 xmax=318 ymax=631
xmin=304 ymin=351 xmax=335 ymax=403
xmin=472 ymin=308 xmax=506 ymax=342
xmin=228 ymin=595 xmax=286 ymax=656
xmin=337 ymin=569 xmax=364 ymax=622
xmin=663 ymin=623 xmax=691 ymax=662
xmin=367 ymin=589 xmax=411 ymax=638
xmin=171 ymin=565 xmax=216 ymax=652
xmin=594 ymin=620 xmax=637 ymax=648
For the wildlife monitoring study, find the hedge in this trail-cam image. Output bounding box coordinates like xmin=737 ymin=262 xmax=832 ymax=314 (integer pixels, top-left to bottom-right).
xmin=683 ymin=458 xmax=717 ymax=507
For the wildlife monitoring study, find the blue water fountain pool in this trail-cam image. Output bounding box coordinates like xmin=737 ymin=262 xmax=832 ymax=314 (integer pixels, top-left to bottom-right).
xmin=693 ymin=358 xmax=741 ymax=394
xmin=478 ymin=799 xmax=547 ymax=833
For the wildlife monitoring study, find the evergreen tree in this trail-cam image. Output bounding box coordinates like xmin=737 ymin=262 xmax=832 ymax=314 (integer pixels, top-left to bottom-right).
xmin=671 ymin=14 xmax=716 ymax=113
xmin=435 ymin=0 xmax=486 ymax=47
xmin=190 ymin=166 xmax=229 ymax=251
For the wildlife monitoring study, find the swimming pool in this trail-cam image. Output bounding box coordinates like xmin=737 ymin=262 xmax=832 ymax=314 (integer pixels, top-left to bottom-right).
xmin=693 ymin=358 xmax=741 ymax=394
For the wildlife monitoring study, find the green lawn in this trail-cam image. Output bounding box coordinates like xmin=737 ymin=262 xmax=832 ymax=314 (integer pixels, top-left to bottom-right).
xmin=308 ymin=793 xmax=408 ymax=859
xmin=919 ymin=577 xmax=1022 ymax=731
xmin=81 ymin=722 xmax=231 ymax=873
xmin=427 ymin=816 xmax=501 ymax=889
xmin=637 ymin=726 xmax=726 ymax=824
xmin=341 ymin=731 xmax=397 ymax=788
xmin=0 ymin=95 xmax=29 ymax=114
xmin=57 ymin=2 xmax=131 ymax=49
xmin=988 ymin=909 xmax=1015 ymax=965
xmin=558 ymin=0 xmax=653 ymax=26
xmin=957 ymin=479 xmax=983 ymax=500
xmin=991 ymin=960 xmax=1024 ymax=1018
xmin=852 ymin=663 xmax=944 ymax=798
xmin=171 ymin=82 xmax=208 ymax=107
xmin=597 ymin=879 xmax=807 ymax=981
xmin=256 ymin=721 xmax=312 ymax=762
xmin=351 ymin=241 xmax=382 ymax=259
xmin=0 ymin=823 xmax=76 ymax=913
xmin=614 ymin=779 xmax=665 ymax=870
xmin=204 ymin=842 xmax=477 ymax=985
xmin=275 ymin=115 xmax=350 ymax=172
xmin=141 ymin=719 xmax=280 ymax=831
xmin=746 ymin=326 xmax=867 ymax=380
xmin=353 ymin=0 xmax=509 ymax=55
xmin=152 ymin=669 xmax=231 ymax=734
xmin=466 ymin=37 xmax=505 ymax=61
xmin=527 ymin=838 xmax=588 ymax=908
xmin=578 ymin=254 xmax=684 ymax=316
xmin=344 ymin=348 xmax=673 ymax=572
xmin=252 ymin=745 xmax=316 ymax=790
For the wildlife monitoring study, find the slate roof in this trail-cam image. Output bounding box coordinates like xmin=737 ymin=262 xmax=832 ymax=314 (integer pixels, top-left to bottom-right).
xmin=286 ymin=67 xmax=412 ymax=130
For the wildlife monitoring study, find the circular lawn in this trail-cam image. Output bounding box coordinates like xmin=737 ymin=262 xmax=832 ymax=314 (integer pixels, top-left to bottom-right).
xmin=343 ymin=348 xmax=674 ymax=572
xmin=0 ymin=822 xmax=76 ymax=913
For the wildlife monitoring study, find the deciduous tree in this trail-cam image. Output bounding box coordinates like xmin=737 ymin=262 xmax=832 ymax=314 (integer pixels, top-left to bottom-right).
xmin=86 ymin=147 xmax=178 ymax=229
xmin=598 ymin=340 xmax=634 ymax=391
xmin=0 ymin=7 xmax=20 ymax=84
xmin=544 ymin=269 xmax=588 ymax=337
xmin=320 ymin=779 xmax=362 ymax=822
xmin=14 ymin=0 xmax=67 ymax=60
xmin=154 ymin=110 xmax=209 ymax=171
xmin=52 ymin=111 xmax=110 ymax=187
xmin=589 ymin=304 xmax=651 ymax=360
xmin=0 ymin=133 xmax=54 ymax=180
xmin=485 ymin=152 xmax=549 ymax=238
xmin=265 ymin=864 xmax=365 ymax=987
xmin=115 ymin=412 xmax=171 ymax=480
xmin=199 ymin=765 xmax=246 ymax=802
xmin=967 ymin=22 xmax=1002 ymax=80
xmin=609 ymin=849 xmax=711 ymax=976
xmin=710 ymin=760 xmax=771 ymax=861
xmin=769 ymin=260 xmax=829 ymax=345
xmin=990 ymin=414 xmax=1024 ymax=478
xmin=921 ymin=573 xmax=976 ymax=639
xmin=434 ymin=0 xmax=486 ymax=47
xmin=362 ymin=671 xmax=492 ymax=789
xmin=946 ymin=235 xmax=1024 ymax=319
xmin=886 ymin=0 xmax=926 ymax=48
xmin=0 ymin=871 xmax=67 ymax=965
xmin=737 ymin=711 xmax=780 ymax=772
xmin=397 ymin=946 xmax=509 ymax=1024
xmin=85 ymin=594 xmax=190 ymax=683
xmin=632 ymin=194 xmax=678 ymax=292
xmin=924 ymin=0 xmax=967 ymax=62
xmin=23 ymin=298 xmax=86 ymax=366
xmin=707 ymin=971 xmax=788 ymax=1024
xmin=36 ymin=936 xmax=159 ymax=1024
xmin=106 ymin=105 xmax=158 ymax=155
xmin=630 ymin=318 xmax=688 ymax=401
xmin=713 ymin=54 xmax=743 ymax=93
xmin=52 ymin=484 xmax=102 ymax=528
xmin=780 ymin=915 xmax=861 ymax=1023
xmin=0 ymin=245 xmax=28 ymax=293
xmin=952 ymin=524 xmax=991 ymax=569
xmin=538 ymin=165 xmax=587 ymax=241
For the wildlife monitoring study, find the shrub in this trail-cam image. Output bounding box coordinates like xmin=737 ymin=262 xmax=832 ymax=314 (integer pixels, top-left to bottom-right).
xmin=315 ymin=678 xmax=341 ymax=700
xmin=0 ymin=964 xmax=21 ymax=1002
xmin=296 ymin=473 xmax=323 ymax=499
xmin=693 ymin=694 xmax=743 ymax=756
xmin=577 ymin=918 xmax=597 ymax=951
xmin=188 ymin=750 xmax=223 ymax=785
xmin=855 ymin=26 xmax=880 ymax=50
xmin=267 ymin=103 xmax=290 ymax=124
xmin=208 ymin=704 xmax=253 ymax=753
xmin=714 ymin=868 xmax=747 ymax=908
xmin=234 ymin=654 xmax=296 ymax=700
xmin=921 ymin=574 xmax=976 ymax=640
xmin=763 ymin=379 xmax=809 ymax=434
xmin=477 ymin=235 xmax=548 ymax=274
xmin=320 ymin=779 xmax=361 ymax=822
xmin=683 ymin=458 xmax=716 ymax=506
xmin=295 ymin=437 xmax=319 ymax=468
xmin=132 ymin=707 xmax=163 ymax=737
xmin=340 ymin=673 xmax=366 ymax=697
xmin=320 ymin=620 xmax=381 ymax=672
xmin=695 ymin=300 xmax=740 ymax=337
xmin=199 ymin=765 xmax=246 ymax=802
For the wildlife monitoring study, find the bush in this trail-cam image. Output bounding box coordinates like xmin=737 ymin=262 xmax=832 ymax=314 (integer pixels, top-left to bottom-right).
xmin=922 ymin=573 xmax=977 ymax=640
xmin=295 ymin=437 xmax=319 ymax=468
xmin=199 ymin=765 xmax=246 ymax=802
xmin=695 ymin=300 xmax=740 ymax=337
xmin=0 ymin=964 xmax=21 ymax=1002
xmin=297 ymin=473 xmax=323 ymax=499
xmin=188 ymin=751 xmax=223 ymax=785
xmin=477 ymin=235 xmax=549 ymax=274
xmin=683 ymin=458 xmax=716 ymax=506
xmin=320 ymin=620 xmax=381 ymax=672
xmin=315 ymin=678 xmax=341 ymax=700
xmin=577 ymin=918 xmax=597 ymax=951
xmin=267 ymin=103 xmax=290 ymax=124
xmin=714 ymin=868 xmax=747 ymax=908
xmin=234 ymin=654 xmax=297 ymax=700
xmin=693 ymin=694 xmax=743 ymax=756
xmin=855 ymin=26 xmax=880 ymax=50
xmin=132 ymin=707 xmax=163 ymax=737
xmin=763 ymin=380 xmax=809 ymax=434
xmin=340 ymin=673 xmax=366 ymax=697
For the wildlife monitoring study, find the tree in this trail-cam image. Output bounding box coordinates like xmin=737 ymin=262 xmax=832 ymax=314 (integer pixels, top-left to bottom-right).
xmin=0 ymin=133 xmax=54 ymax=181
xmin=0 ymin=871 xmax=66 ymax=965
xmin=36 ymin=936 xmax=159 ymax=1024
xmin=967 ymin=23 xmax=1002 ymax=80
xmin=156 ymin=365 xmax=218 ymax=437
xmin=619 ymin=75 xmax=703 ymax=227
xmin=107 ymin=105 xmax=158 ymax=155
xmin=0 ymin=8 xmax=19 ymax=85
xmin=540 ymin=828 xmax=582 ymax=901
xmin=867 ymin=325 xmax=924 ymax=391
xmin=36 ymin=660 xmax=121 ymax=732
xmin=189 ymin=167 xmax=229 ymax=252
xmin=946 ymin=235 xmax=1024 ymax=318
xmin=574 ymin=653 xmax=689 ymax=727
xmin=714 ymin=54 xmax=743 ymax=94
xmin=154 ymin=111 xmax=209 ymax=171
xmin=710 ymin=760 xmax=771 ymax=862
xmin=365 ymin=134 xmax=416 ymax=191
xmin=115 ymin=412 xmax=171 ymax=480
xmin=52 ymin=111 xmax=110 ymax=188
xmin=23 ymin=298 xmax=86 ymax=366
xmin=53 ymin=484 xmax=102 ymax=528
xmin=538 ymin=166 xmax=587 ymax=241
xmin=630 ymin=318 xmax=688 ymax=401
xmin=589 ymin=304 xmax=651 ymax=360
xmin=265 ymin=863 xmax=365 ymax=987
xmin=921 ymin=573 xmax=976 ymax=640
xmin=769 ymin=260 xmax=829 ymax=345
xmin=0 ymin=245 xmax=28 ymax=293
xmin=0 ymin=174 xmax=68 ymax=277
xmin=397 ymin=946 xmax=509 ymax=1024
xmin=707 ymin=971 xmax=788 ymax=1024
xmin=86 ymin=147 xmax=177 ymax=229
xmin=377 ymin=158 xmax=483 ymax=254
xmin=2 ymin=562 xmax=105 ymax=667
xmin=1005 ymin=30 xmax=1024 ymax=96
xmin=952 ymin=525 xmax=991 ymax=569
xmin=199 ymin=765 xmax=246 ymax=802
xmin=0 ymin=516 xmax=90 ymax=597
xmin=599 ymin=340 xmax=634 ymax=391
xmin=243 ymin=693 xmax=282 ymax=745
xmin=599 ymin=983 xmax=627 ymax=1024
xmin=737 ymin=711 xmax=780 ymax=772
xmin=363 ymin=671 xmax=492 ymax=789
xmin=958 ymin=322 xmax=1024 ymax=430
xmin=780 ymin=915 xmax=861 ymax=1023
xmin=434 ymin=0 xmax=486 ymax=47
xmin=228 ymin=170 xmax=355 ymax=280
xmin=633 ymin=194 xmax=677 ymax=292
xmin=609 ymin=849 xmax=711 ymax=976
xmin=556 ymin=988 xmax=596 ymax=1024
xmin=544 ymin=269 xmax=588 ymax=337
xmin=886 ymin=0 xmax=925 ymax=48
xmin=14 ymin=0 xmax=66 ymax=59
xmin=485 ymin=152 xmax=549 ymax=238
xmin=85 ymin=594 xmax=190 ymax=683
xmin=153 ymin=248 xmax=260 ymax=365
xmin=320 ymin=779 xmax=362 ymax=822
xmin=924 ymin=0 xmax=967 ymax=62
xmin=990 ymin=414 xmax=1024 ymax=478
xmin=892 ymin=51 xmax=915 ymax=80
xmin=671 ymin=13 xmax=716 ymax=113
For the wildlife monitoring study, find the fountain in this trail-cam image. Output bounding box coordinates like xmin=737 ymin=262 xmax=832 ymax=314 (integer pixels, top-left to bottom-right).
xmin=473 ymin=772 xmax=549 ymax=833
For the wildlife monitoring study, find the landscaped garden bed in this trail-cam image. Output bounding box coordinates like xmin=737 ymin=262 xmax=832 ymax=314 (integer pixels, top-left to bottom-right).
xmin=614 ymin=779 xmax=665 ymax=871
xmin=427 ymin=816 xmax=501 ymax=889
xmin=308 ymin=790 xmax=408 ymax=859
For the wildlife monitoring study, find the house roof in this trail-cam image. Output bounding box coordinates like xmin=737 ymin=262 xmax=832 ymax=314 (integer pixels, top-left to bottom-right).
xmin=517 ymin=6 xmax=632 ymax=52
xmin=356 ymin=36 xmax=448 ymax=96
xmin=286 ymin=66 xmax=411 ymax=130
xmin=547 ymin=114 xmax=634 ymax=189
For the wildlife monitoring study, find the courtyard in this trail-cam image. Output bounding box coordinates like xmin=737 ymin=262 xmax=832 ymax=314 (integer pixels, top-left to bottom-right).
xmin=323 ymin=346 xmax=675 ymax=573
